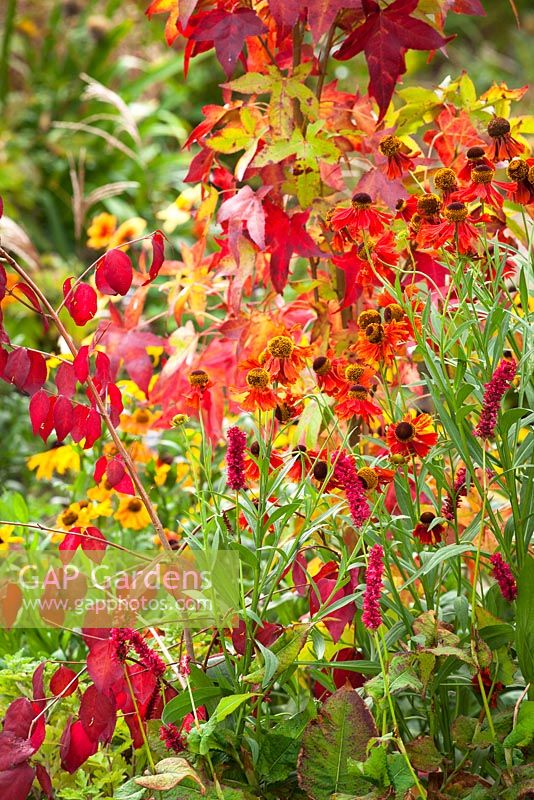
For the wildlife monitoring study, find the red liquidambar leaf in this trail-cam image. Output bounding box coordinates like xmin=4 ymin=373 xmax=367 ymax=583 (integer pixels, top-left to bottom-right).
xmin=95 ymin=249 xmax=133 ymax=296
xmin=35 ymin=764 xmax=53 ymax=799
xmin=143 ymin=231 xmax=166 ymax=284
xmin=63 ymin=279 xmax=98 ymax=326
xmin=0 ymin=763 xmax=36 ymax=800
xmin=335 ymin=0 xmax=452 ymax=121
xmin=190 ymin=8 xmax=266 ymax=77
xmin=60 ymin=718 xmax=99 ymax=774
xmin=53 ymin=395 xmax=74 ymax=442
xmin=79 ymin=685 xmax=117 ymax=744
xmin=50 ymin=665 xmax=79 ymax=697
xmin=264 ymin=201 xmax=322 ymax=293
xmin=268 ymin=0 xmax=364 ymax=42
xmin=184 ymin=146 xmax=215 ymax=183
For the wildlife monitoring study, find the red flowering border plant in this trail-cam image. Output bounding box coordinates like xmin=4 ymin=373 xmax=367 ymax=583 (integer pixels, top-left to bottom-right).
xmin=0 ymin=0 xmax=533 ymax=798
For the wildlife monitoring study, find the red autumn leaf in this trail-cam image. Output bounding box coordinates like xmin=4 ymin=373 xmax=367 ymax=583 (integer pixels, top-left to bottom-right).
xmin=11 ymin=282 xmax=49 ymax=331
xmin=50 ymin=665 xmax=79 ymax=697
xmin=231 ymin=620 xmax=283 ymax=656
xmin=268 ymin=0 xmax=364 ymax=42
xmin=422 ymin=105 xmax=484 ymax=168
xmin=36 ymin=764 xmax=53 ymax=799
xmin=2 ymin=348 xmax=47 ymax=395
xmin=86 ymin=639 xmax=125 ymax=696
xmin=95 ymin=249 xmax=133 ymax=296
xmin=145 ymin=0 xmax=199 ymax=43
xmin=190 ymin=8 xmax=266 ymax=78
xmin=53 ymin=395 xmax=74 ymax=442
xmin=60 ymin=718 xmax=99 ymax=774
xmin=442 ymin=0 xmax=485 ymax=16
xmin=264 ymin=201 xmax=322 ymax=293
xmin=55 ymin=362 xmax=77 ymax=397
xmin=73 ymin=345 xmax=90 ymax=383
xmin=184 ymin=146 xmax=215 ymax=183
xmin=79 ymin=685 xmax=117 ymax=743
xmin=143 ymin=230 xmax=166 ymax=284
xmin=218 ymin=185 xmax=271 ymax=252
xmin=29 ymin=390 xmax=53 ymax=440
xmin=63 ymin=279 xmax=98 ymax=326
xmin=59 ymin=526 xmax=107 ymax=564
xmin=82 ymin=408 xmax=102 ymax=449
xmin=335 ymin=0 xmax=452 ymax=121
xmin=107 ymin=382 xmax=124 ymax=426
xmin=312 ymin=647 xmax=365 ymax=700
xmin=3 ymin=697 xmax=45 ymax=752
xmin=93 ymin=456 xmax=135 ymax=495
xmin=94 ymin=351 xmax=112 ymax=386
xmin=32 ymin=663 xmax=46 ymax=712
xmin=308 ymin=562 xmax=359 ymax=643
xmin=0 ymin=763 xmax=36 ymax=800
xmin=0 ymin=732 xmax=35 ymax=770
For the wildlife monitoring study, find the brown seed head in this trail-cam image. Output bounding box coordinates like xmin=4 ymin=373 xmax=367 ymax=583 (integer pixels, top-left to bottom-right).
xmin=357 ymin=467 xmax=379 ymax=490
xmin=345 ymin=364 xmax=365 ymax=382
xmin=267 ymin=335 xmax=294 ymax=359
xmin=434 ymin=168 xmax=458 ymax=192
xmin=466 ymin=146 xmax=485 ymax=160
xmin=507 ymin=158 xmax=529 ymax=182
xmin=351 ymin=192 xmax=372 ymax=209
xmin=444 ymin=202 xmax=469 ymax=223
xmin=348 ymin=384 xmax=368 ymax=400
xmin=365 ymin=323 xmax=384 ymax=344
xmin=394 ymin=421 xmax=415 ymax=441
xmin=357 ymin=309 xmax=381 ymax=329
xmin=487 ymin=116 xmax=511 ymax=139
xmin=419 ymin=511 xmax=436 ymax=525
xmin=313 ymin=356 xmax=331 ymax=375
xmin=383 ymin=303 xmax=404 ymax=323
xmin=472 ymin=165 xmax=494 ymax=184
xmin=416 ymin=194 xmax=441 ymax=217
xmin=246 ymin=367 xmax=270 ymax=389
xmin=379 ymin=135 xmax=402 ymax=157
xmin=188 ymin=369 xmax=209 ymax=388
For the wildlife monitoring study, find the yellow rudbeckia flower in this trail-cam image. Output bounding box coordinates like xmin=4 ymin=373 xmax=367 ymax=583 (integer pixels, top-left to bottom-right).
xmin=27 ymin=446 xmax=80 ymax=481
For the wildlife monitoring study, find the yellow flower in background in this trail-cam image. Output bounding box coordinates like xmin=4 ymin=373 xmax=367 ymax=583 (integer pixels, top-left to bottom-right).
xmin=0 ymin=272 xmax=21 ymax=308
xmin=87 ymin=212 xmax=117 ymax=249
xmin=109 ymin=217 xmax=147 ymax=250
xmin=0 ymin=525 xmax=23 ymax=550
xmin=56 ymin=501 xmax=96 ymax=533
xmin=120 ymin=408 xmax=158 ymax=435
xmin=154 ymin=462 xmax=171 ymax=487
xmin=115 ymin=497 xmax=152 ymax=530
xmin=27 ymin=445 xmax=80 ymax=481
xmin=157 ymin=186 xmax=203 ymax=233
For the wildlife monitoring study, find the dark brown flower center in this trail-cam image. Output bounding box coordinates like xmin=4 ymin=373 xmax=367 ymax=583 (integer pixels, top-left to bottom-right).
xmin=434 ymin=168 xmax=457 ymax=192
xmin=507 ymin=158 xmax=529 ymax=181
xmin=472 ymin=165 xmax=494 ymax=184
xmin=358 ymin=309 xmax=381 ymax=329
xmin=246 ymin=367 xmax=270 ymax=389
xmin=365 ymin=323 xmax=384 ymax=344
xmin=357 ymin=467 xmax=378 ymax=490
xmin=267 ymin=335 xmax=294 ymax=359
xmin=416 ymin=194 xmax=441 ymax=217
xmin=313 ymin=356 xmax=331 ymax=375
xmin=487 ymin=116 xmax=510 ymax=138
xmin=62 ymin=510 xmax=79 ymax=526
xmin=127 ymin=499 xmax=143 ymax=513
xmin=345 ymin=364 xmax=365 ymax=382
xmin=379 ymin=135 xmax=402 ymax=157
xmin=444 ymin=202 xmax=468 ymax=223
xmin=188 ymin=369 xmax=209 ymax=388
xmin=419 ymin=511 xmax=436 ymax=525
xmin=249 ymin=441 xmax=260 ymax=457
xmin=351 ymin=192 xmax=372 ymax=209
xmin=466 ymin=146 xmax=485 ymax=160
xmin=394 ymin=421 xmax=415 ymax=441
xmin=383 ymin=303 xmax=404 ymax=323
xmin=348 ymin=384 xmax=368 ymax=400
xmin=313 ymin=461 xmax=328 ymax=481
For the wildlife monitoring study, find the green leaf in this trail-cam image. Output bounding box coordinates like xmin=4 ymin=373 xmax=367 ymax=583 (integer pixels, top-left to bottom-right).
xmin=297 ymin=687 xmax=378 ymax=800
xmin=386 ymin=753 xmax=415 ymax=798
xmin=516 ymin=557 xmax=534 ymax=689
xmin=115 ymin=779 xmax=146 ymax=800
xmin=222 ymin=72 xmax=272 ymax=95
xmin=258 ymin=708 xmax=315 ymax=785
xmin=212 ymin=693 xmax=257 ymax=722
xmin=503 ymin=702 xmax=534 ymax=748
xmin=242 ymin=623 xmax=310 ymax=684
xmin=162 ymin=687 xmax=224 ymax=725
xmin=405 ymin=736 xmax=443 ymax=771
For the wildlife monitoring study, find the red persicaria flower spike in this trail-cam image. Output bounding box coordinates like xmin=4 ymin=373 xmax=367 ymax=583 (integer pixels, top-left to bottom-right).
xmin=160 ymin=722 xmax=185 ymax=752
xmin=441 ymin=467 xmax=468 ymax=520
xmin=226 ymin=425 xmax=247 ymax=491
xmin=362 ymin=544 xmax=384 ymax=631
xmin=110 ymin=627 xmax=166 ymax=677
xmin=487 ymin=116 xmax=525 ymax=162
xmin=333 ymin=451 xmax=371 ymax=529
xmin=489 ymin=553 xmax=517 ymax=601
xmin=473 ymin=359 xmax=517 ymax=439
xmin=179 ymin=653 xmax=191 ymax=677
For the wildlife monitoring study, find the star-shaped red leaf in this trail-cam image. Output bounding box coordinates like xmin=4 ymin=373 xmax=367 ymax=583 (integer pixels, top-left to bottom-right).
xmin=190 ymin=8 xmax=266 ymax=78
xmin=335 ymin=0 xmax=452 ymax=121
xmin=268 ymin=0 xmax=364 ymax=42
xmin=264 ymin=201 xmax=322 ymax=294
